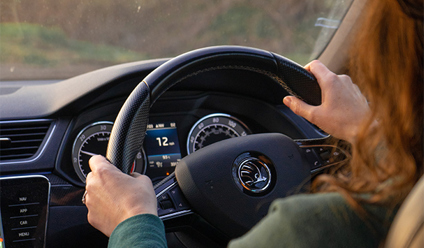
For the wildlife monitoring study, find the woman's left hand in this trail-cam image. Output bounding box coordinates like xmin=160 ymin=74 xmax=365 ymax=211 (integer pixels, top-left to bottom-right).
xmin=283 ymin=60 xmax=371 ymax=143
xmin=85 ymin=155 xmax=157 ymax=237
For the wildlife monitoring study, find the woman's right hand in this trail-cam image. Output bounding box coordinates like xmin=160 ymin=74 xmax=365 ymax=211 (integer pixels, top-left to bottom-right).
xmin=283 ymin=60 xmax=371 ymax=143
xmin=85 ymin=155 xmax=157 ymax=237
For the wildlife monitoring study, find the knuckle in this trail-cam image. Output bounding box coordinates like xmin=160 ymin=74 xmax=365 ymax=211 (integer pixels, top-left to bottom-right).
xmin=338 ymin=74 xmax=350 ymax=80
xmin=328 ymin=73 xmax=339 ymax=82
xmin=320 ymin=72 xmax=337 ymax=86
xmin=96 ymin=165 xmax=108 ymax=175
xmin=137 ymin=174 xmax=148 ymax=181
xmin=85 ymin=182 xmax=93 ymax=191
xmin=307 ymin=108 xmax=317 ymax=123
xmin=310 ymin=60 xmax=320 ymax=67
xmin=353 ymin=83 xmax=361 ymax=92
xmin=85 ymin=172 xmax=92 ymax=181
xmin=87 ymin=212 xmax=95 ymax=226
xmin=291 ymin=101 xmax=302 ymax=115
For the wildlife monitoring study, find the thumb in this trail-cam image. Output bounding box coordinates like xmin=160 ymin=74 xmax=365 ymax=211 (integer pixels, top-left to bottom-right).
xmin=283 ymin=96 xmax=315 ymax=121
xmin=89 ymin=155 xmax=118 ymax=172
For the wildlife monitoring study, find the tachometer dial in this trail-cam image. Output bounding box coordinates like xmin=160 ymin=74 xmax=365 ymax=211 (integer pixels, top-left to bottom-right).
xmin=72 ymin=122 xmax=145 ymax=183
xmin=187 ymin=114 xmax=251 ymax=154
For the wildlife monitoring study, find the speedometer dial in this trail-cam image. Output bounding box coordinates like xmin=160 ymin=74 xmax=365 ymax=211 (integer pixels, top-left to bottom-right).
xmin=72 ymin=122 xmax=145 ymax=183
xmin=187 ymin=114 xmax=251 ymax=154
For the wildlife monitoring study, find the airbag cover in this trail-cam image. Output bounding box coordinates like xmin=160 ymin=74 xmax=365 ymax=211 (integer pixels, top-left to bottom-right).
xmin=175 ymin=133 xmax=310 ymax=237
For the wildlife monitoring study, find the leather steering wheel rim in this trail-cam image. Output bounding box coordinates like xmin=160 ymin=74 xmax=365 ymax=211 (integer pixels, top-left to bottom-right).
xmin=106 ymin=45 xmax=321 ymax=174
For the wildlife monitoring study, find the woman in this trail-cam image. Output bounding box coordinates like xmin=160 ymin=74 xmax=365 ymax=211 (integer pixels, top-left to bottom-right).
xmin=84 ymin=0 xmax=423 ymax=247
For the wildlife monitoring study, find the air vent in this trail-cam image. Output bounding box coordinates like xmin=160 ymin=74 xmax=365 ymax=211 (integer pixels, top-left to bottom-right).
xmin=0 ymin=121 xmax=52 ymax=161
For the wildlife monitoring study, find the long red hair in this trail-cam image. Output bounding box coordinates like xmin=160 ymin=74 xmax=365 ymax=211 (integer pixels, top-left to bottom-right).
xmin=313 ymin=0 xmax=423 ymax=210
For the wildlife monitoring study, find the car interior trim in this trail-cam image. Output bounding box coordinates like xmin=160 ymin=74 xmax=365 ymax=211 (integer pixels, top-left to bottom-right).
xmin=0 ymin=120 xmax=56 ymax=165
xmin=319 ymin=0 xmax=367 ymax=72
xmin=160 ymin=210 xmax=193 ymax=221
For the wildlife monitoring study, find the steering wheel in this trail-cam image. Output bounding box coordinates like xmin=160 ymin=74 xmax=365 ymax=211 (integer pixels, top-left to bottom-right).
xmin=106 ymin=46 xmax=349 ymax=244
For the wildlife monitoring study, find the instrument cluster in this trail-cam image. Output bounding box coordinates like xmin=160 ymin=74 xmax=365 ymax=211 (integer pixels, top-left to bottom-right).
xmin=71 ymin=113 xmax=251 ymax=183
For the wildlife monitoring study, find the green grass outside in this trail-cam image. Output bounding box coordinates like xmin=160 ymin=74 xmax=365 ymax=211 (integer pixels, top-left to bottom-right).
xmin=208 ymin=5 xmax=280 ymax=44
xmin=0 ymin=23 xmax=147 ymax=67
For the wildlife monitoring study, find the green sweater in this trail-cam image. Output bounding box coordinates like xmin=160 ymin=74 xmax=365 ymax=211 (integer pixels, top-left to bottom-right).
xmin=108 ymin=193 xmax=396 ymax=248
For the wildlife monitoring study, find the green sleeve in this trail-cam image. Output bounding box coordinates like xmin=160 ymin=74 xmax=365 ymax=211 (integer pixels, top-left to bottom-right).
xmin=228 ymin=193 xmax=395 ymax=248
xmin=108 ymin=214 xmax=167 ymax=248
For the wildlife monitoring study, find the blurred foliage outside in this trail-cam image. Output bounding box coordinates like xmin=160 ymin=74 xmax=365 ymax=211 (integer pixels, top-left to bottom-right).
xmin=0 ymin=0 xmax=352 ymax=80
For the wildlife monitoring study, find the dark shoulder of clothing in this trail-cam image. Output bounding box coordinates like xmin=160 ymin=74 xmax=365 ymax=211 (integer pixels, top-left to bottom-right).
xmin=108 ymin=193 xmax=396 ymax=248
xmin=108 ymin=214 xmax=167 ymax=248
xmin=228 ymin=192 xmax=397 ymax=248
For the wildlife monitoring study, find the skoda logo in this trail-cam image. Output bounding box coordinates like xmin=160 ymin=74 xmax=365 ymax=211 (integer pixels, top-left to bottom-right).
xmin=236 ymin=158 xmax=271 ymax=194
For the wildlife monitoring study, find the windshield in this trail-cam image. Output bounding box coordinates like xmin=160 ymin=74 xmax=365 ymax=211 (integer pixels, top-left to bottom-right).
xmin=0 ymin=0 xmax=353 ymax=81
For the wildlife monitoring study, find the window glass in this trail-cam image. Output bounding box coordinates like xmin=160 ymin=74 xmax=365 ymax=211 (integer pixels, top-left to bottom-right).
xmin=0 ymin=0 xmax=353 ymax=80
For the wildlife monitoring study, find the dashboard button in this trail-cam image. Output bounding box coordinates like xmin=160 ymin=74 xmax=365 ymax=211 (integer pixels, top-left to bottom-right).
xmin=10 ymin=216 xmax=39 ymax=229
xmin=169 ymin=186 xmax=190 ymax=210
xmin=159 ymin=200 xmax=174 ymax=210
xmin=10 ymin=227 xmax=37 ymax=241
xmin=159 ymin=193 xmax=170 ymax=201
xmin=9 ymin=204 xmax=41 ymax=217
xmin=5 ymin=194 xmax=40 ymax=206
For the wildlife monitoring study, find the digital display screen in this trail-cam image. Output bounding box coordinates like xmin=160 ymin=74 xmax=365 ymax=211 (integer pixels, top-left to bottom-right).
xmin=144 ymin=122 xmax=181 ymax=179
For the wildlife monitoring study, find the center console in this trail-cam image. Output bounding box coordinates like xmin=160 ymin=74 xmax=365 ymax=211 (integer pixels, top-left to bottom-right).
xmin=0 ymin=176 xmax=50 ymax=248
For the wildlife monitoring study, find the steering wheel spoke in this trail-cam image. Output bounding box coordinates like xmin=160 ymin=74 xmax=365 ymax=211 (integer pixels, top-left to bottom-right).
xmin=295 ymin=136 xmax=351 ymax=173
xmin=155 ymin=173 xmax=193 ymax=221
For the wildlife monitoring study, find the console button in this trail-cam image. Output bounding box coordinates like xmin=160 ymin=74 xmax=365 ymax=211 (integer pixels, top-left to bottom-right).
xmin=9 ymin=204 xmax=41 ymax=217
xmin=302 ymin=148 xmax=322 ymax=169
xmin=10 ymin=227 xmax=37 ymax=241
xmin=157 ymin=206 xmax=176 ymax=216
xmin=159 ymin=200 xmax=174 ymax=210
xmin=5 ymin=193 xmax=40 ymax=206
xmin=169 ymin=187 xmax=190 ymax=210
xmin=10 ymin=216 xmax=39 ymax=229
xmin=158 ymin=193 xmax=170 ymax=201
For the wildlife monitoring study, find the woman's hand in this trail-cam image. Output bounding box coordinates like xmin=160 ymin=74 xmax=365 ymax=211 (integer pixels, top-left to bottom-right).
xmin=85 ymin=155 xmax=157 ymax=237
xmin=283 ymin=60 xmax=370 ymax=143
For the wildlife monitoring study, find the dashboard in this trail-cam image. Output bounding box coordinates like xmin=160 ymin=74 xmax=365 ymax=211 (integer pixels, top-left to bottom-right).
xmin=59 ymin=88 xmax=319 ymax=188
xmin=0 ymin=58 xmax=326 ymax=248
xmin=70 ymin=113 xmax=251 ymax=184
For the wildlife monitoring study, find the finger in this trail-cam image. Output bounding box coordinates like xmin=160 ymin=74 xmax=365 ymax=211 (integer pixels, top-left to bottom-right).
xmin=85 ymin=172 xmax=95 ymax=193
xmin=131 ymin=173 xmax=154 ymax=187
xmin=303 ymin=60 xmax=317 ymax=72
xmin=130 ymin=172 xmax=143 ymax=178
xmin=89 ymin=155 xmax=107 ymax=167
xmin=89 ymin=155 xmax=115 ymax=172
xmin=83 ymin=190 xmax=90 ymax=207
xmin=85 ymin=172 xmax=93 ymax=183
xmin=307 ymin=61 xmax=336 ymax=88
xmin=283 ymin=96 xmax=316 ymax=121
